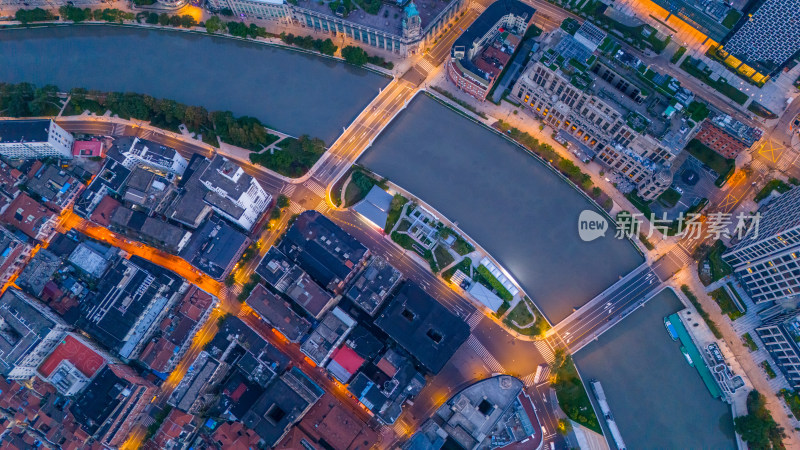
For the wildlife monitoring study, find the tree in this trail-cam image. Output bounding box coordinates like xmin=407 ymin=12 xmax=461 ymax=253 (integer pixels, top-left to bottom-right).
xmin=276 ymin=194 xmax=290 ymax=209
xmin=145 ymin=12 xmax=159 ymax=24
xmin=205 ymin=16 xmax=223 ymax=33
xmin=319 ymin=38 xmax=337 ymax=55
xmin=158 ymin=13 xmax=170 ymax=26
xmin=15 ymin=8 xmax=54 ymax=23
xmin=341 ymin=46 xmax=368 ymax=65
xmin=220 ymin=7 xmax=233 ymax=16
xmin=179 ymin=14 xmax=197 ymax=28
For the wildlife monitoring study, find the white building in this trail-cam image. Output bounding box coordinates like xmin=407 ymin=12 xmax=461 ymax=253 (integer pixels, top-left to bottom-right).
xmin=199 ymin=155 xmax=272 ymax=231
xmin=208 ymin=0 xmax=291 ymax=21
xmin=108 ymin=136 xmax=188 ymax=176
xmin=0 ymin=288 xmax=70 ymax=380
xmin=0 ymin=119 xmax=74 ymax=159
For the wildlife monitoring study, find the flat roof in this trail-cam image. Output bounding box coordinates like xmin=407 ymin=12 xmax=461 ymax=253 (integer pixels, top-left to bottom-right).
xmin=246 ymin=284 xmax=311 ymax=343
xmin=179 ymin=214 xmax=249 ymax=280
xmin=38 ymin=335 xmax=105 ymax=378
xmin=452 ymin=0 xmax=534 ymax=54
xmin=375 ymin=282 xmax=469 ymax=374
xmin=0 ymin=119 xmax=51 ymax=144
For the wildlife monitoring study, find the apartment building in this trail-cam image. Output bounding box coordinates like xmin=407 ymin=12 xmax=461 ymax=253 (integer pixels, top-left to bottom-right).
xmin=723 ymin=186 xmax=800 ymax=304
xmin=755 ymin=308 xmax=800 ymax=388
xmin=511 ymin=32 xmax=679 ymax=200
xmin=0 ymin=120 xmax=74 ymax=159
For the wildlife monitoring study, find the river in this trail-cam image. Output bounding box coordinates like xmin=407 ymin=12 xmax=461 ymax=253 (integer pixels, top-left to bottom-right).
xmin=0 ymin=25 xmax=388 ymax=144
xmin=359 ymin=95 xmax=643 ymax=323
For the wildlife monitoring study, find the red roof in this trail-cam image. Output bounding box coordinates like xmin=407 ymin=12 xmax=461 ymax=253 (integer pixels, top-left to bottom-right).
xmin=229 ymin=383 xmax=247 ymax=402
xmin=0 ymin=193 xmax=55 ymax=240
xmin=331 ymin=346 xmax=365 ymax=374
xmin=72 ymin=140 xmax=104 ymax=157
xmin=38 ymin=335 xmax=105 ymax=378
xmin=89 ymin=196 xmax=120 ymax=227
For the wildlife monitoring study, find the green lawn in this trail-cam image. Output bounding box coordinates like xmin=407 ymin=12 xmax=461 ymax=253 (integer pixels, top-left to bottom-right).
xmin=249 ymin=135 xmax=326 ymax=178
xmin=384 ymin=194 xmax=409 ymax=231
xmin=624 ymin=191 xmax=652 ymax=218
xmin=657 ymin=187 xmax=682 ymax=208
xmin=552 ymin=350 xmax=601 ymax=433
xmin=434 ymin=245 xmax=455 ymax=269
xmin=680 ymin=58 xmax=748 ymax=104
xmin=710 ymin=287 xmax=743 ymax=320
xmin=670 ymin=46 xmax=687 ymax=64
xmin=722 ymin=9 xmax=742 ymax=29
xmin=780 ymin=389 xmax=800 ymax=420
xmin=707 ymin=240 xmax=734 ymax=282
xmin=742 ymin=333 xmax=758 ymax=352
xmin=443 ymin=257 xmax=472 ymax=282
xmin=685 ymin=139 xmax=735 ymax=183
xmin=761 ymin=361 xmax=776 ymax=379
xmin=503 ymin=297 xmax=551 ymax=336
xmin=475 ymin=265 xmax=513 ymax=302
xmin=391 ymin=232 xmax=438 ymax=272
xmin=754 ymin=179 xmax=792 ymax=202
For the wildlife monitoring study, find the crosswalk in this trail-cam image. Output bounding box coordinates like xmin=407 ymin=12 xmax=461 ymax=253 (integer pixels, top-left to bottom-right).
xmin=281 ymin=183 xmax=297 ymax=197
xmin=314 ymin=200 xmax=330 ymax=214
xmin=466 ymin=311 xmax=484 ymax=330
xmin=303 ymin=179 xmax=327 ymax=198
xmin=532 ymin=339 xmax=555 ymax=364
xmin=751 ymin=159 xmax=769 ymax=174
xmin=415 ymin=57 xmax=436 ymax=74
xmin=466 ymin=335 xmax=504 ymax=373
xmin=288 ymin=202 xmax=306 ymax=215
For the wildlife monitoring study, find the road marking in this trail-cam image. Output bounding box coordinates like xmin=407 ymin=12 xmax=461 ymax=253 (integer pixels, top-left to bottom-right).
xmin=533 ymin=339 xmax=555 ymax=363
xmin=466 ymin=311 xmax=484 ymax=329
xmin=281 ymin=184 xmax=297 ymax=196
xmin=466 ymin=335 xmax=504 ymax=373
xmin=288 ymin=202 xmax=305 ymax=215
xmin=303 ymin=179 xmax=326 ymax=198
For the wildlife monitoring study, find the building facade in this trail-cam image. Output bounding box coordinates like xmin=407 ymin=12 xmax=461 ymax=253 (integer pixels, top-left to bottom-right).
xmin=723 ymin=186 xmax=800 ymax=304
xmin=108 ymin=136 xmax=188 ymax=176
xmin=720 ymin=0 xmax=800 ymax=76
xmin=755 ymin=309 xmax=800 ymax=388
xmin=695 ymin=115 xmax=762 ymax=159
xmin=0 ymin=288 xmax=70 ymax=380
xmin=447 ymin=0 xmax=534 ymax=100
xmin=211 ymin=0 xmax=464 ymax=55
xmin=512 ymin=57 xmax=677 ymax=200
xmin=0 ymin=120 xmax=74 ymax=159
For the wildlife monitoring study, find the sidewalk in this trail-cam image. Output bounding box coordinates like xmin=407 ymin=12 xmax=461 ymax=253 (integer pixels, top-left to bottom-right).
xmin=673 ymin=269 xmax=800 ymax=448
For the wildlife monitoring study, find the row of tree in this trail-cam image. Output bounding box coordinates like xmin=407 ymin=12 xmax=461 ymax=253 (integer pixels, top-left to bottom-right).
xmin=0 ymin=83 xmax=62 ymax=118
xmin=279 ymin=33 xmax=337 ymax=56
xmin=58 ymin=6 xmax=135 ymax=23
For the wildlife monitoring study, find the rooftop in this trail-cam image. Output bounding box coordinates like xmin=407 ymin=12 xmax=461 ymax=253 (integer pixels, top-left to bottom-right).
xmin=241 ymin=367 xmax=324 ymax=446
xmin=0 ymin=289 xmax=63 ymax=376
xmin=70 ymin=365 xmax=152 ymax=436
xmin=72 ymin=139 xmax=104 ymax=158
xmin=301 ymin=307 xmax=356 ymax=365
xmin=24 ymin=163 xmax=81 ymax=211
xmin=67 ymin=242 xmax=115 ymax=279
xmin=17 ymin=248 xmax=61 ymax=298
xmin=246 ymin=284 xmax=311 ymax=343
xmin=0 ymin=119 xmax=51 ymax=144
xmin=452 ymin=0 xmax=534 ymax=55
xmin=1 ymin=192 xmax=55 ymax=240
xmin=375 ymin=282 xmax=470 ymax=374
xmin=280 ymin=210 xmax=368 ymax=293
xmin=255 ymin=247 xmax=295 ymax=288
xmin=346 ymin=255 xmax=402 ymax=315
xmin=326 ymin=345 xmax=365 ymax=383
xmin=38 ymin=334 xmax=106 ymax=379
xmin=352 ymin=186 xmax=393 ymax=229
xmin=107 ymin=136 xmax=183 ymax=172
xmin=74 ymin=159 xmax=131 ymax=218
xmin=178 ymin=214 xmax=249 ymax=280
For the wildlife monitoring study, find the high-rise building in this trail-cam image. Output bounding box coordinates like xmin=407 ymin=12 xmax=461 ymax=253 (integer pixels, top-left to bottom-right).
xmin=720 ymin=0 xmax=800 ymax=76
xmin=755 ymin=308 xmax=800 ymax=388
xmin=723 ymin=186 xmax=800 ymax=304
xmin=0 ymin=119 xmax=74 ymax=159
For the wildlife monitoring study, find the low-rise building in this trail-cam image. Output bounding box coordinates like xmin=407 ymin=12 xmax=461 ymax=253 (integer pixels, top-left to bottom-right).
xmin=77 ymin=255 xmax=186 ymax=359
xmin=24 ymin=162 xmax=83 ymax=212
xmin=275 ymin=392 xmax=381 ymax=450
xmin=147 ymin=408 xmax=196 ymax=450
xmin=346 ymin=255 xmax=402 ymax=315
xmin=246 ymin=284 xmax=311 ymax=343
xmin=168 ymin=154 xmax=271 ymax=231
xmin=110 ymin=206 xmax=191 ymax=254
xmin=138 ymin=285 xmax=215 ymax=374
xmin=512 ymin=30 xmax=682 ymax=200
xmin=447 ymin=0 xmax=534 ymax=100
xmin=695 ymin=114 xmax=763 ymax=159
xmin=0 ymin=288 xmax=70 ymax=379
xmin=256 ymin=246 xmax=336 ymax=319
xmin=0 ymin=119 xmax=74 ymax=159
xmin=178 ymin=214 xmax=249 ymax=280
xmin=67 ymin=242 xmax=117 ymax=279
xmin=74 ymin=158 xmax=131 ymax=218
xmin=70 ymin=364 xmax=157 ymax=448
xmin=16 ymin=248 xmax=62 ymax=299
xmin=280 ymin=210 xmax=368 ymax=294
xmin=0 ymin=193 xmax=57 ymax=241
xmin=0 ymin=225 xmax=33 ymax=288
xmin=301 ymin=307 xmax=356 ymax=365
xmin=72 ymin=139 xmax=105 ymax=158
xmin=241 ymin=366 xmax=324 ymax=447
xmin=120 ymin=166 xmax=176 ymax=214
xmin=375 ymin=281 xmax=469 ymax=374
xmin=346 ymin=347 xmax=425 ymax=424
xmin=107 ymin=136 xmax=188 ymax=176
xmin=37 ymin=333 xmax=108 ymax=396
